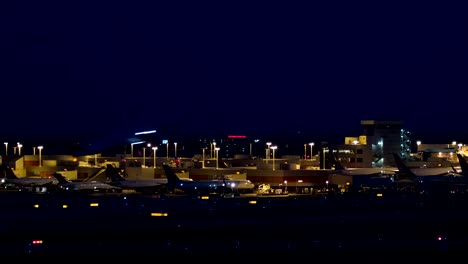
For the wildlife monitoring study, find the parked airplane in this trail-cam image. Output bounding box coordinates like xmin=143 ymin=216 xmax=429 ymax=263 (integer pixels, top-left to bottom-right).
xmin=456 ymin=153 xmax=468 ymax=177
xmin=223 ymin=176 xmax=256 ymax=194
xmin=391 ymin=153 xmax=462 ymax=182
xmin=329 ymin=153 xmax=397 ymax=176
xmin=52 ymin=172 xmax=122 ymax=193
xmin=162 ymin=163 xmax=255 ymax=196
xmin=391 ymin=153 xmax=468 ymax=195
xmin=0 ymin=164 xmax=58 ymax=192
xmin=328 ymin=152 xmax=396 ymax=190
xmin=104 ymin=164 xmax=169 ymax=194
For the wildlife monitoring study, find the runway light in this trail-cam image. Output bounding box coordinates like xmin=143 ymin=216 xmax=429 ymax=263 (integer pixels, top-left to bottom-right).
xmin=376 ymin=193 xmax=383 ymax=197
xmin=200 ymin=196 xmax=210 ymax=200
xmin=249 ymin=200 xmax=257 ymax=204
xmin=151 ymin=212 xmax=169 ymax=217
xmin=90 ymin=203 xmax=99 ymax=207
xmin=33 ymin=204 xmax=39 ymax=208
xmin=32 ymin=240 xmax=43 ymax=244
xmin=62 ymin=204 xmax=68 ymax=209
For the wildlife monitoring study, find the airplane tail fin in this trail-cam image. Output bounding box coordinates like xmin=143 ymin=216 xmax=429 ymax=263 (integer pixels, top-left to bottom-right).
xmin=0 ymin=164 xmax=19 ymax=179
xmin=217 ymin=157 xmax=229 ymax=168
xmin=83 ymin=167 xmax=106 ymax=182
xmin=392 ymin=153 xmax=416 ymax=180
xmin=457 ymin=153 xmax=468 ymax=176
xmin=52 ymin=172 xmax=71 ymax=184
xmin=329 ymin=152 xmax=346 ymax=171
xmin=105 ymin=164 xmax=126 ymax=182
xmin=162 ymin=163 xmax=181 ymax=190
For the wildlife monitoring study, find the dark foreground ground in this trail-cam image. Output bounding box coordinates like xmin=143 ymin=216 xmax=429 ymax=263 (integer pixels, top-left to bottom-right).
xmin=1 ymin=190 xmax=468 ymax=261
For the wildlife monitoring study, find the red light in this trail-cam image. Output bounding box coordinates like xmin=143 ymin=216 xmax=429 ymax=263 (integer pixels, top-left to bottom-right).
xmin=32 ymin=240 xmax=43 ymax=244
xmin=227 ymin=135 xmax=246 ymax=139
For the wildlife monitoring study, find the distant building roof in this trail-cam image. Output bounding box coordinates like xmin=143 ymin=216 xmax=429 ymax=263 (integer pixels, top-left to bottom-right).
xmin=360 ymin=120 xmax=403 ymax=125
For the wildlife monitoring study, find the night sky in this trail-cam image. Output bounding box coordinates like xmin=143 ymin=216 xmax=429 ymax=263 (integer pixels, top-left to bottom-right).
xmin=1 ymin=2 xmax=467 ymax=154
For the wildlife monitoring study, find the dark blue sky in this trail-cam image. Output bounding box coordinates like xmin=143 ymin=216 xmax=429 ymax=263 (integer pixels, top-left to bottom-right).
xmin=1 ymin=2 xmax=467 ymax=153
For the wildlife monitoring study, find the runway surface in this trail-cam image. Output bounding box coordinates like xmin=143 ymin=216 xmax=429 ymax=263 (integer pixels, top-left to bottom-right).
xmin=1 ymin=190 xmax=467 ymax=261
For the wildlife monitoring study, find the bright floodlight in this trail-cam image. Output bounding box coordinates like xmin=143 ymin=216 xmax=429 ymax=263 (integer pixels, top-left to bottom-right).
xmin=134 ymin=130 xmax=156 ymax=135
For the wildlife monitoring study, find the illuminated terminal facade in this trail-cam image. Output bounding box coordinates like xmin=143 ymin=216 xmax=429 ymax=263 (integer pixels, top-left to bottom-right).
xmin=2 ymin=120 xmax=465 ymax=194
xmin=331 ymin=120 xmax=412 ymax=168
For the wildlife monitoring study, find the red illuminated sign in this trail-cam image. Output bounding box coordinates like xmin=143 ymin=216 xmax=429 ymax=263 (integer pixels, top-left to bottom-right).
xmin=227 ymin=135 xmax=246 ymax=139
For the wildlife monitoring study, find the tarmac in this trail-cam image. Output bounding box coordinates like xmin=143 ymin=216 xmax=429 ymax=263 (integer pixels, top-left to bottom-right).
xmin=1 ymin=190 xmax=468 ymax=261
